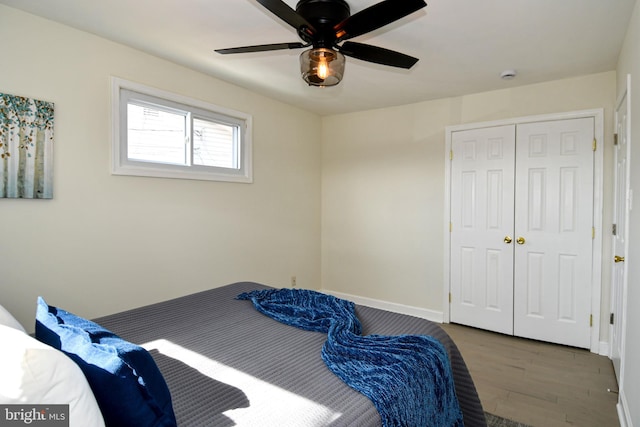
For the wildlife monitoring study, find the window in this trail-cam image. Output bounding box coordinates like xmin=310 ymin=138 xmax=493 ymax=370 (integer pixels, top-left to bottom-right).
xmin=111 ymin=78 xmax=252 ymax=183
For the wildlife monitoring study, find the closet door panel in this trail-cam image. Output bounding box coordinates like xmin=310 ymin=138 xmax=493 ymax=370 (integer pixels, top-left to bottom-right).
xmin=513 ymin=118 xmax=594 ymax=348
xmin=450 ymin=125 xmax=515 ymax=334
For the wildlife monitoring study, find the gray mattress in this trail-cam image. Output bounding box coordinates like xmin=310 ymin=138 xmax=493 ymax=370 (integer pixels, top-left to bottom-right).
xmin=94 ymin=282 xmax=486 ymax=426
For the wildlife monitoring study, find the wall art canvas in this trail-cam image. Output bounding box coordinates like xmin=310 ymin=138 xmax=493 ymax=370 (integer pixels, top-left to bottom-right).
xmin=0 ymin=93 xmax=54 ymax=199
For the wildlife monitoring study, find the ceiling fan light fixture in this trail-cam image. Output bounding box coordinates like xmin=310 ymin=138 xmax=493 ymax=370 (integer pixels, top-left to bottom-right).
xmin=300 ymin=48 xmax=345 ymax=87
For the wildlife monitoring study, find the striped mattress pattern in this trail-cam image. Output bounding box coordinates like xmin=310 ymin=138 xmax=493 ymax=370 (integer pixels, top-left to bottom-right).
xmin=94 ymin=282 xmax=486 ymax=426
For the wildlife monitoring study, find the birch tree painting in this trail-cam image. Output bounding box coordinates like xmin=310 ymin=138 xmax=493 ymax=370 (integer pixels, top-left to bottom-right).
xmin=0 ymin=93 xmax=54 ymax=199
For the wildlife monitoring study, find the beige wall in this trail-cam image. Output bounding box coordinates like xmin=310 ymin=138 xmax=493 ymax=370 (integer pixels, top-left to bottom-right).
xmin=322 ymin=72 xmax=616 ymax=338
xmin=0 ymin=4 xmax=621 ymax=357
xmin=0 ymin=6 xmax=322 ymax=331
xmin=616 ymin=0 xmax=640 ymax=424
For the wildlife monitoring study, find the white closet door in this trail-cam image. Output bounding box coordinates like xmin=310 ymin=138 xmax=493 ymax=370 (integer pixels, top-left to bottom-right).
xmin=611 ymin=84 xmax=630 ymax=381
xmin=450 ymin=125 xmax=515 ymax=334
xmin=513 ymin=118 xmax=594 ymax=348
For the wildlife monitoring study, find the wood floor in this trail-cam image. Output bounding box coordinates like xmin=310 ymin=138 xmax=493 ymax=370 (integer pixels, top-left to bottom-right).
xmin=440 ymin=323 xmax=620 ymax=427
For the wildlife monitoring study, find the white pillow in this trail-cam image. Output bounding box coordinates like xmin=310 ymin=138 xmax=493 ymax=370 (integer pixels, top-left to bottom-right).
xmin=0 ymin=325 xmax=105 ymax=427
xmin=0 ymin=304 xmax=26 ymax=332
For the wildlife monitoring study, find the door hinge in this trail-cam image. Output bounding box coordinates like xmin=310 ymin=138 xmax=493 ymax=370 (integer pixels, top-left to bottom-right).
xmin=450 ymin=149 xmax=453 ymax=160
xmin=613 ymin=223 xmax=617 ymax=236
xmin=593 ymin=138 xmax=597 ymax=151
xmin=614 ymin=133 xmax=618 ymax=145
xmin=449 ymin=222 xmax=453 ymax=232
xmin=592 ymin=227 xmax=595 ymax=239
xmin=590 ymin=314 xmax=593 ymax=327
xmin=449 ymin=293 xmax=452 ymax=303
xmin=610 ymin=313 xmax=615 ymax=325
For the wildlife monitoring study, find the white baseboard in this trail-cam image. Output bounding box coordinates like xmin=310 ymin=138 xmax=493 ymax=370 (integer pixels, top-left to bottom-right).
xmin=617 ymin=389 xmax=632 ymax=427
xmin=320 ymin=290 xmax=613 ymax=359
xmin=321 ymin=289 xmax=444 ymax=323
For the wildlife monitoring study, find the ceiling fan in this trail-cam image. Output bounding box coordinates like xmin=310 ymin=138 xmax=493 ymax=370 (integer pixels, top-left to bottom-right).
xmin=215 ymin=0 xmax=427 ymax=87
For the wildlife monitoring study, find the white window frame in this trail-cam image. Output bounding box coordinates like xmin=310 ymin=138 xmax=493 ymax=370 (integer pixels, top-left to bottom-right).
xmin=111 ymin=77 xmax=252 ymax=183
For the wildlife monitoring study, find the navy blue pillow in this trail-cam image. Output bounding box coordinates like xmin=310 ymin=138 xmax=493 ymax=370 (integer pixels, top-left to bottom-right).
xmin=35 ymin=297 xmax=177 ymax=427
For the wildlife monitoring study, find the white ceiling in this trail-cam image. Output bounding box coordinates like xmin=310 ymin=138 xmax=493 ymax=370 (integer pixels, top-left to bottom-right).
xmin=1 ymin=0 xmax=636 ymax=115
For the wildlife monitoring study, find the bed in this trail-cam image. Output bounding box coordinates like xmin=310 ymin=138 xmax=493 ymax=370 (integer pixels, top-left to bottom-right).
xmin=91 ymin=281 xmax=486 ymax=426
xmin=1 ymin=281 xmax=486 ymax=426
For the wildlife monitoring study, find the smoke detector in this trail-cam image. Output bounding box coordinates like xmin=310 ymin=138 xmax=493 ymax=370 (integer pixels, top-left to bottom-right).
xmin=500 ymin=69 xmax=517 ymax=80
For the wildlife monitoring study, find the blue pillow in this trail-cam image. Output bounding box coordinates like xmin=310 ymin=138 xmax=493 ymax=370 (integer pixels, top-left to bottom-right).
xmin=35 ymin=297 xmax=176 ymax=427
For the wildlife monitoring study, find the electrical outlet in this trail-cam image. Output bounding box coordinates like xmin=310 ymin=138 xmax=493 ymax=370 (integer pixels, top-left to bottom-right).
xmin=291 ymin=276 xmax=297 ymax=287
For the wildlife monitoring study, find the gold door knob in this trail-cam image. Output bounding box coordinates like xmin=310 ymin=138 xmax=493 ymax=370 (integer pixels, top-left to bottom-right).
xmin=516 ymin=237 xmax=526 ymax=245
xmin=504 ymin=236 xmax=512 ymax=244
xmin=614 ymin=255 xmax=625 ymax=263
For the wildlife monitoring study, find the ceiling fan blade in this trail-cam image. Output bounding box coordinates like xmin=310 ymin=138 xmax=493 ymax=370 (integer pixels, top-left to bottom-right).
xmin=255 ymin=0 xmax=316 ymax=36
xmin=334 ymin=0 xmax=427 ymax=41
xmin=215 ymin=42 xmax=307 ymax=54
xmin=339 ymin=41 xmax=419 ymax=69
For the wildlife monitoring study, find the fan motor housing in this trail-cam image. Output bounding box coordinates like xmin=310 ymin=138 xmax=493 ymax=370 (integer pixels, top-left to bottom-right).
xmin=296 ymin=0 xmax=350 ymax=44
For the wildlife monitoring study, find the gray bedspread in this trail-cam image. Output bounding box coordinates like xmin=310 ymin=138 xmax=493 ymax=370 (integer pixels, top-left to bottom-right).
xmin=94 ymin=282 xmax=486 ymax=427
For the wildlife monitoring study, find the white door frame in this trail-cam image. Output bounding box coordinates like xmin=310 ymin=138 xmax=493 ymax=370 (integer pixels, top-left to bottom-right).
xmin=443 ymin=109 xmax=604 ymax=354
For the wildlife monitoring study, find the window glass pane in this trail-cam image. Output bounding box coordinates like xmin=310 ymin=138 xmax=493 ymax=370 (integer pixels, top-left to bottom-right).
xmin=113 ymin=78 xmax=252 ymax=182
xmin=127 ymin=103 xmax=187 ymax=165
xmin=193 ymin=118 xmax=238 ymax=169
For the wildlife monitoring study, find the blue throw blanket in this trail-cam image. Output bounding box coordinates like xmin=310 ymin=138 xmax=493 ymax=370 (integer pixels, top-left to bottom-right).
xmin=237 ymin=288 xmax=463 ymax=427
